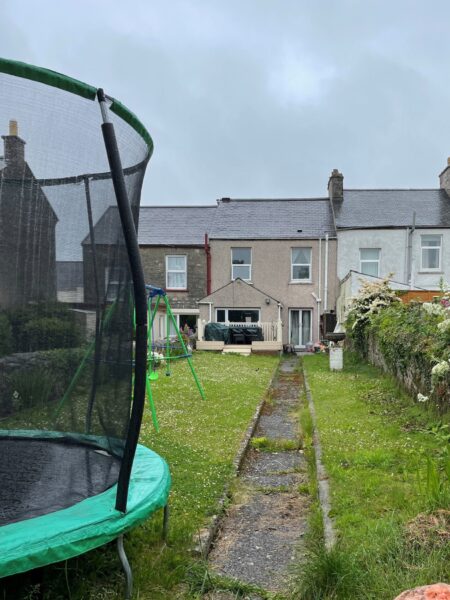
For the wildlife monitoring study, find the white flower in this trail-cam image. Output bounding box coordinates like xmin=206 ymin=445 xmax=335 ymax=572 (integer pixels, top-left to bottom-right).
xmin=422 ymin=302 xmax=444 ymax=316
xmin=431 ymin=360 xmax=450 ymax=384
xmin=417 ymin=393 xmax=429 ymax=402
xmin=12 ymin=390 xmax=19 ymax=400
xmin=437 ymin=319 xmax=450 ymax=333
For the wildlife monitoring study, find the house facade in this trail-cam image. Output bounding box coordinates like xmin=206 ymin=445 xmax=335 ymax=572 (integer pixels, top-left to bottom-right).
xmin=0 ymin=121 xmax=57 ymax=307
xmin=138 ymin=206 xmax=216 ymax=338
xmin=329 ymin=167 xmax=450 ymax=326
xmin=197 ymin=198 xmax=338 ymax=350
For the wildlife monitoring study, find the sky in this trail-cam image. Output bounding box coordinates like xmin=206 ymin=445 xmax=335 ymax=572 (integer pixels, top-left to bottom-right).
xmin=2 ymin=1 xmax=450 ymax=205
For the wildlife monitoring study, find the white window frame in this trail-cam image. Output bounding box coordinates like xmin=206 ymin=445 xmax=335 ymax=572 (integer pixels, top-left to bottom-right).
xmin=420 ymin=234 xmax=442 ymax=272
xmin=166 ymin=255 xmax=187 ymax=290
xmin=231 ymin=248 xmax=252 ymax=281
xmin=291 ymin=247 xmax=312 ymax=283
xmin=359 ymin=248 xmax=381 ymax=277
xmin=216 ymin=308 xmax=260 ymax=323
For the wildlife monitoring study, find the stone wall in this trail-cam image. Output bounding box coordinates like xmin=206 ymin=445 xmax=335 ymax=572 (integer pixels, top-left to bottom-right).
xmin=366 ymin=333 xmax=435 ymax=404
xmin=140 ymin=246 xmax=207 ymax=309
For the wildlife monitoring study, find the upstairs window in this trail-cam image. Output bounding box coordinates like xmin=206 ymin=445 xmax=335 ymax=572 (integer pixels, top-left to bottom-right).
xmin=421 ymin=235 xmax=442 ymax=271
xmin=232 ymin=248 xmax=252 ymax=281
xmin=166 ymin=255 xmax=187 ymax=289
xmin=360 ymin=248 xmax=380 ymax=277
xmin=291 ymin=247 xmax=312 ymax=282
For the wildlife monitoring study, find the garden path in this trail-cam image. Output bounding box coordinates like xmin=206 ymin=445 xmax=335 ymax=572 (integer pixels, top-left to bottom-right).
xmin=208 ymin=356 xmax=309 ymax=596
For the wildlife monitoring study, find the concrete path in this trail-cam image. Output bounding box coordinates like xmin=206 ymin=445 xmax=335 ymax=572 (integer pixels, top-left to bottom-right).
xmin=208 ymin=356 xmax=309 ymax=595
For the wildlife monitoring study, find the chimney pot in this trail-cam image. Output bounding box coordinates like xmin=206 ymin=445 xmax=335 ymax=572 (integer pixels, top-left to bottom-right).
xmin=9 ymin=120 xmax=18 ymax=136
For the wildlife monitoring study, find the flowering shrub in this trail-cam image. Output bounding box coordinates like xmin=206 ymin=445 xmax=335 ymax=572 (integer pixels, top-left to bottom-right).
xmin=346 ymin=279 xmax=450 ymax=413
xmin=346 ymin=277 xmax=400 ymax=355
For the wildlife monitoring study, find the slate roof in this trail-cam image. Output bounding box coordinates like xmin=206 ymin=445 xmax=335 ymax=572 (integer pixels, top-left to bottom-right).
xmin=334 ymin=189 xmax=450 ymax=229
xmin=138 ymin=206 xmax=216 ymax=245
xmin=209 ymin=198 xmax=336 ymax=239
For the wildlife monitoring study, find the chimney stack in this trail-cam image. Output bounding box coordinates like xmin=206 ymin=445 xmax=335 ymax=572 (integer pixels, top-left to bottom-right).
xmin=328 ymin=168 xmax=343 ymax=201
xmin=439 ymin=157 xmax=450 ymax=196
xmin=2 ymin=119 xmax=25 ymax=165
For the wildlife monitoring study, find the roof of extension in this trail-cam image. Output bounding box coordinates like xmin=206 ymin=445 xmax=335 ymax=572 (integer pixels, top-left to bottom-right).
xmin=138 ymin=205 xmax=216 ymax=245
xmin=334 ymin=189 xmax=450 ymax=229
xmin=209 ymin=198 xmax=336 ymax=239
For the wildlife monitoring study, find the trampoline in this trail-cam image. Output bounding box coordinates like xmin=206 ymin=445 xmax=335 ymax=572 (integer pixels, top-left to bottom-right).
xmin=0 ymin=58 xmax=170 ymax=597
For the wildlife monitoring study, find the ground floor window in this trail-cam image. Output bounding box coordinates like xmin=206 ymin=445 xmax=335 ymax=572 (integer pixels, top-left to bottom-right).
xmin=216 ymin=308 xmax=260 ymax=323
xmin=289 ymin=309 xmax=312 ymax=347
xmin=157 ymin=313 xmax=197 ymax=339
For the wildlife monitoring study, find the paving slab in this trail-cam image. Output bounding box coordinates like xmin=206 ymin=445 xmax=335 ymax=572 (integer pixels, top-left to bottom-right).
xmin=209 ymin=492 xmax=308 ymax=592
xmin=256 ymin=412 xmax=298 ymax=440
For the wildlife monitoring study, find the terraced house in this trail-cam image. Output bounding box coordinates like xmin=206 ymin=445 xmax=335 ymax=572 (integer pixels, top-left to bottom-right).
xmin=197 ymin=197 xmax=338 ymax=352
xmin=137 ymin=205 xmax=216 ymax=338
xmin=330 ymin=165 xmax=450 ymax=327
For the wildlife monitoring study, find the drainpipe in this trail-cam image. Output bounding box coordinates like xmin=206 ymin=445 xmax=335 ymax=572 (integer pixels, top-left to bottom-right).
xmin=204 ymin=233 xmax=211 ymax=295
xmin=277 ymin=303 xmax=282 ymax=345
xmin=312 ymin=292 xmax=321 ymax=343
xmin=407 ymin=211 xmax=416 ymax=288
xmin=318 ymin=237 xmax=322 ymax=340
xmin=324 ymin=233 xmax=329 ymax=312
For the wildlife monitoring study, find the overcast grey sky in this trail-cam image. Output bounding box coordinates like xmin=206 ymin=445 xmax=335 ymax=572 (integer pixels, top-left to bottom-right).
xmin=2 ymin=1 xmax=450 ymax=204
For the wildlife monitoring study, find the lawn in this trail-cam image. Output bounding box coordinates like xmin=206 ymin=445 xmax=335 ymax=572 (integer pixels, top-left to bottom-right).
xmin=296 ymin=352 xmax=450 ymax=600
xmin=20 ymin=351 xmax=278 ymax=600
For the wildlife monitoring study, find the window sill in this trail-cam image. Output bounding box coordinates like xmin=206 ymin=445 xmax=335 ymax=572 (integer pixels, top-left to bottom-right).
xmin=232 ymin=280 xmax=253 ymax=284
xmin=166 ymin=288 xmax=188 ymax=292
xmin=289 ymin=280 xmax=312 ymax=285
xmin=418 ymin=271 xmax=443 ymax=274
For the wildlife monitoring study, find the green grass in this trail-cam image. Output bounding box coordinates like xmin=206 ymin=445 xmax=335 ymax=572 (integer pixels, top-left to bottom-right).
xmin=294 ymin=352 xmax=450 ymax=600
xmin=11 ymin=351 xmax=277 ymax=600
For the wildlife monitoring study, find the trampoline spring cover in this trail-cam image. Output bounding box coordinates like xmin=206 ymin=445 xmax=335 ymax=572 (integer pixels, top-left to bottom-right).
xmin=0 ymin=442 xmax=170 ymax=578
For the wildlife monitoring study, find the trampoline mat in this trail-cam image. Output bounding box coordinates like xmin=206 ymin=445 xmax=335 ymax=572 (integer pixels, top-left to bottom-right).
xmin=0 ymin=438 xmax=121 ymax=526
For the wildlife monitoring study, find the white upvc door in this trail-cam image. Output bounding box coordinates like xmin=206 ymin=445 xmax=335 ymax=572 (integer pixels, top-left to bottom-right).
xmin=289 ymin=309 xmax=312 ymax=347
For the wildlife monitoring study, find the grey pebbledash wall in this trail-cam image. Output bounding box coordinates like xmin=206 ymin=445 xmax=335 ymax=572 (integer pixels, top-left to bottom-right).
xmin=140 ymin=246 xmax=207 ymax=309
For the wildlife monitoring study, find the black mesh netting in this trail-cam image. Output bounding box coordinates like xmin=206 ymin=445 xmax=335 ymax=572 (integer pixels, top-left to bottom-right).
xmin=0 ymin=68 xmax=150 ymax=522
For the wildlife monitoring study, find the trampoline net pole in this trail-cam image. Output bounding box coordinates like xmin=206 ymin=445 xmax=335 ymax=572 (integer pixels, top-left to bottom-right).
xmin=98 ymin=89 xmax=148 ymax=513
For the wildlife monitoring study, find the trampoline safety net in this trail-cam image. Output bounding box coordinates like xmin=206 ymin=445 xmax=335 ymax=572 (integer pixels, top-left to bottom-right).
xmin=0 ymin=60 xmax=152 ymax=524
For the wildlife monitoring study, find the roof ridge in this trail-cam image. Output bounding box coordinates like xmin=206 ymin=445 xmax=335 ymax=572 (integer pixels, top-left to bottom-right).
xmin=345 ymin=188 xmax=440 ymax=192
xmin=140 ymin=204 xmax=217 ymax=208
xmin=218 ymin=197 xmax=329 ymax=202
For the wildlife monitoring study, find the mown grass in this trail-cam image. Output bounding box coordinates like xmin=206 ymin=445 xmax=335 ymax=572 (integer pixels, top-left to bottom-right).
xmin=4 ymin=351 xmax=278 ymax=600
xmin=294 ymin=352 xmax=450 ymax=600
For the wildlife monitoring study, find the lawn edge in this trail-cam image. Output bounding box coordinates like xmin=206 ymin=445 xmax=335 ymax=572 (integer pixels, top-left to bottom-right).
xmin=193 ymin=358 xmax=280 ymax=558
xmin=302 ymin=362 xmax=336 ymax=550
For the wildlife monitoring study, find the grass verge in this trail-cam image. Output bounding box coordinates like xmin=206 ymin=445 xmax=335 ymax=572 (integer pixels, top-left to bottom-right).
xmin=294 ymin=352 xmax=450 ymax=600
xmin=4 ymin=352 xmax=278 ymax=600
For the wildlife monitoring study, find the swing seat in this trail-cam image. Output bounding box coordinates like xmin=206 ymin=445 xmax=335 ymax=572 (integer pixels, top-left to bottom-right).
xmin=149 ymin=371 xmax=159 ymax=381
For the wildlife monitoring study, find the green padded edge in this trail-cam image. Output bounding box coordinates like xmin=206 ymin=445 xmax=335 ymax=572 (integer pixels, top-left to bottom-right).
xmin=0 ymin=437 xmax=170 ymax=577
xmin=0 ymin=57 xmax=153 ymax=154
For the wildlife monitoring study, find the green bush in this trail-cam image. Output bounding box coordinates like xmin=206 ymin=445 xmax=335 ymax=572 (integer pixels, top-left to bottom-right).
xmin=5 ymin=303 xmax=81 ymax=352
xmin=22 ymin=316 xmax=80 ymax=351
xmin=0 ymin=313 xmax=12 ymax=357
xmin=346 ymin=286 xmax=450 ymax=413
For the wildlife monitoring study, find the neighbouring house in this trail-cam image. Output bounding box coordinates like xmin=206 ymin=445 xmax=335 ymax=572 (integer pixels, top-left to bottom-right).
xmin=0 ymin=120 xmax=57 ymax=307
xmin=138 ymin=205 xmax=216 ymax=339
xmin=197 ymin=197 xmax=338 ymax=352
xmin=329 ymin=166 xmax=450 ymax=326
